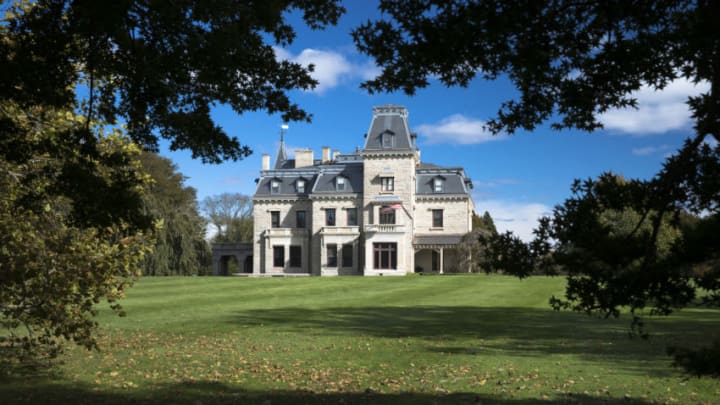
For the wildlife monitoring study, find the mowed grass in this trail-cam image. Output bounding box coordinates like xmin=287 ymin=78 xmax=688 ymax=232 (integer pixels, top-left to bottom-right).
xmin=2 ymin=275 xmax=719 ymax=404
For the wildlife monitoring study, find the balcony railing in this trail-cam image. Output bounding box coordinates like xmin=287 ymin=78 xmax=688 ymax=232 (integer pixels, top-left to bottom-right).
xmin=364 ymin=224 xmax=404 ymax=233
xmin=319 ymin=226 xmax=360 ymax=235
xmin=264 ymin=228 xmax=309 ymax=237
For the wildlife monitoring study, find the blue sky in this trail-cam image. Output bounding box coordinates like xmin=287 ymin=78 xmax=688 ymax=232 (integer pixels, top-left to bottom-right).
xmin=159 ymin=2 xmax=710 ymax=241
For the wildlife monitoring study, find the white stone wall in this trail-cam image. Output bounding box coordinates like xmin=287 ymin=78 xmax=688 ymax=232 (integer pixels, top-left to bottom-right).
xmin=414 ymin=198 xmax=472 ymax=234
xmin=361 ymin=154 xmax=417 ymax=274
xmin=252 ymin=199 xmax=312 ymax=274
xmin=311 ymin=198 xmax=362 ymax=275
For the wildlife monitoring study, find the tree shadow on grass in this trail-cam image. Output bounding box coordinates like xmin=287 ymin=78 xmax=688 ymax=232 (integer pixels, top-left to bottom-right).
xmin=0 ymin=379 xmax=657 ymax=405
xmin=228 ymin=306 xmax=720 ymax=377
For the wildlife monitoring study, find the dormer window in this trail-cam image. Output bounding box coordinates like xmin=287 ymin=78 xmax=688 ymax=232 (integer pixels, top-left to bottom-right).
xmin=382 ymin=132 xmax=394 ymax=148
xmin=336 ymin=176 xmax=346 ymax=191
xmin=433 ymin=178 xmax=444 ymax=193
xmin=271 ymin=179 xmax=280 ymax=194
xmin=297 ymin=179 xmax=306 ymax=193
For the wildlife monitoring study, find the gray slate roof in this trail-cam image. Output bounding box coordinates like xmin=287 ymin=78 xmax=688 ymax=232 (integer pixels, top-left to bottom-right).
xmin=255 ymin=173 xmax=318 ymax=196
xmin=363 ymin=105 xmax=415 ymax=151
xmin=274 ymin=140 xmax=288 ymax=169
xmin=312 ymin=164 xmax=364 ymax=193
xmin=416 ymin=173 xmax=469 ymax=195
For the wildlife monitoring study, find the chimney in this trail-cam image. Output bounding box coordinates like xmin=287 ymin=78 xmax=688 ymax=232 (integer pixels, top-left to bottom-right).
xmin=262 ymin=154 xmax=270 ymax=170
xmin=295 ymin=149 xmax=314 ymax=168
xmin=322 ymin=146 xmax=330 ymax=163
xmin=332 ymin=150 xmax=340 ymax=160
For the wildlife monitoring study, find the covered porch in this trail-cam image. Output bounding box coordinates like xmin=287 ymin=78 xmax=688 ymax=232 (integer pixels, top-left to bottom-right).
xmin=413 ymin=235 xmax=468 ymax=274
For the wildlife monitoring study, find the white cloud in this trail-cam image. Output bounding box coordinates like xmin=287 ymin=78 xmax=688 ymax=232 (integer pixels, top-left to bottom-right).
xmin=273 ymin=47 xmax=379 ymax=94
xmin=417 ymin=114 xmax=505 ymax=144
xmin=476 ymin=199 xmax=552 ymax=242
xmin=599 ymin=78 xmax=710 ymax=135
xmin=631 ymin=144 xmax=671 ymax=156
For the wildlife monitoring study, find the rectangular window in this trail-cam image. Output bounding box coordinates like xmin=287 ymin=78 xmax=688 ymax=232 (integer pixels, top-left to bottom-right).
xmin=342 ymin=243 xmax=353 ymax=267
xmin=432 ymin=209 xmax=443 ymax=228
xmin=271 ymin=180 xmax=280 ymax=194
xmin=271 ymin=211 xmax=280 ymax=228
xmin=434 ymin=178 xmax=443 ymax=193
xmin=289 ymin=245 xmax=301 ymax=267
xmin=327 ymin=244 xmax=338 ymax=267
xmin=381 ymin=176 xmax=394 ymax=192
xmin=373 ymin=243 xmax=397 ymax=270
xmin=382 ymin=133 xmax=393 ymax=148
xmin=273 ymin=246 xmax=284 ymax=267
xmin=346 ymin=208 xmax=357 ymax=226
xmin=336 ymin=177 xmax=346 ymax=191
xmin=379 ymin=206 xmax=395 ymax=224
xmin=325 ymin=208 xmax=336 ymax=226
xmin=297 ymin=180 xmax=305 ymax=193
xmin=296 ymin=210 xmax=306 ymax=228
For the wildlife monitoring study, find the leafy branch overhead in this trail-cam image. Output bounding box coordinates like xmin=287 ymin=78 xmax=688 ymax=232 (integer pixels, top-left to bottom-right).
xmin=355 ymin=0 xmax=720 ymax=341
xmin=2 ymin=0 xmax=345 ymax=163
xmin=354 ymin=0 xmax=719 ymax=139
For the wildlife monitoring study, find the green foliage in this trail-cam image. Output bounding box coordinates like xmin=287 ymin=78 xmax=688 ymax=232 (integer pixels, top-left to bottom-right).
xmin=202 ymin=193 xmax=253 ymax=243
xmin=354 ymin=1 xmax=717 ymax=136
xmin=2 ymin=0 xmax=345 ymax=163
xmin=139 ymin=152 xmax=210 ymax=276
xmin=471 ymin=210 xmax=497 ymax=234
xmin=0 ymin=0 xmax=346 ymax=355
xmin=536 ymin=174 xmax=700 ymax=320
xmin=356 ymin=0 xmax=720 ymax=346
xmin=0 ymin=102 xmax=156 ymax=355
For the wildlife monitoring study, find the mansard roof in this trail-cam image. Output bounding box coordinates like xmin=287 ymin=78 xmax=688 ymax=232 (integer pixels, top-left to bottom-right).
xmin=254 ymin=171 xmax=319 ymax=197
xmin=363 ymin=104 xmax=416 ymax=151
xmin=312 ymin=163 xmax=363 ymax=194
xmin=416 ymin=163 xmax=473 ymax=195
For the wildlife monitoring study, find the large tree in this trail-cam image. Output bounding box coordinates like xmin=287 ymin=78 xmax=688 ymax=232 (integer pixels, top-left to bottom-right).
xmin=140 ymin=152 xmax=210 ymax=276
xmin=2 ymin=0 xmax=344 ymax=163
xmin=202 ymin=193 xmax=253 ymax=243
xmin=0 ymin=0 xmax=344 ymax=353
xmin=0 ymin=102 xmax=155 ymax=354
xmin=354 ymin=0 xmax=720 ymax=339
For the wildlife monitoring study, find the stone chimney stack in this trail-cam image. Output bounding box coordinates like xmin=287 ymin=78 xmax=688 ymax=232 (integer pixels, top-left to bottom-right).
xmin=332 ymin=150 xmax=340 ymax=161
xmin=295 ymin=149 xmax=314 ymax=168
xmin=262 ymin=154 xmax=270 ymax=170
xmin=322 ymin=146 xmax=330 ymax=163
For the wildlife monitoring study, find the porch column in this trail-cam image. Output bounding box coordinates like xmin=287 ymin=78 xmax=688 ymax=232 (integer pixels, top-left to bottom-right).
xmin=439 ymin=247 xmax=444 ymax=274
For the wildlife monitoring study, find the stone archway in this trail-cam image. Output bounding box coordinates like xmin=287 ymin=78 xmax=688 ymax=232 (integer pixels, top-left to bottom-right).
xmin=212 ymin=243 xmax=253 ymax=276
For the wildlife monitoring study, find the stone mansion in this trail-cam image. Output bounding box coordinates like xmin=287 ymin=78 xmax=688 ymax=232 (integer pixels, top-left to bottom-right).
xmin=252 ymin=105 xmax=475 ymax=276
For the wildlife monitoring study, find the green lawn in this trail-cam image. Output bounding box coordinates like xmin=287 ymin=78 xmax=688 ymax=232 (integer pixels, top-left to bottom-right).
xmin=2 ymin=275 xmax=719 ymax=404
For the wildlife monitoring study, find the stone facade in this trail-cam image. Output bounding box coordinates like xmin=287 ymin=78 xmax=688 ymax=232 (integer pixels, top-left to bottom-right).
xmin=252 ymin=105 xmax=474 ymax=276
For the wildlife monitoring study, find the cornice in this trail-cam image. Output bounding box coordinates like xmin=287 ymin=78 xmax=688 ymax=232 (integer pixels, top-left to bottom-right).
xmin=309 ymin=193 xmax=361 ymax=201
xmin=415 ymin=194 xmax=469 ymax=202
xmin=253 ymin=196 xmax=309 ymax=203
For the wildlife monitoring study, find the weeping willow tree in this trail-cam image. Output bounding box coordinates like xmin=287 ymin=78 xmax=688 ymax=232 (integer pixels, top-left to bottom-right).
xmin=139 ymin=152 xmax=210 ymax=276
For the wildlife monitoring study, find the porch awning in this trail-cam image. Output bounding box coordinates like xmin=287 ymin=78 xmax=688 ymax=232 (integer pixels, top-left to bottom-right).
xmin=413 ymin=235 xmax=463 ymax=249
